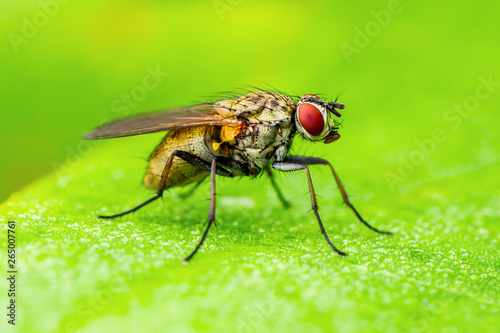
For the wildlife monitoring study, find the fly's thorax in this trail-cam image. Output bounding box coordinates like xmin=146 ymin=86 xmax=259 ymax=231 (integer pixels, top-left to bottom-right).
xmin=214 ymin=91 xmax=296 ymax=144
xmin=212 ymin=91 xmax=298 ymax=175
xmin=214 ymin=91 xmax=295 ymax=125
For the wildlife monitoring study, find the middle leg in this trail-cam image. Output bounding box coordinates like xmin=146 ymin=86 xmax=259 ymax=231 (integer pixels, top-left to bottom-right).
xmin=184 ymin=157 xmax=219 ymax=262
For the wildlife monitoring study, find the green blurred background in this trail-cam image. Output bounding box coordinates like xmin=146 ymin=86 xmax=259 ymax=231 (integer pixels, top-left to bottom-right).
xmin=1 ymin=0 xmax=499 ymax=201
xmin=1 ymin=0 xmax=500 ymax=332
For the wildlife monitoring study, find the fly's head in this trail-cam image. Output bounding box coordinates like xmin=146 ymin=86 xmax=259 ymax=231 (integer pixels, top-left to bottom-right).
xmin=295 ymin=94 xmax=344 ymax=144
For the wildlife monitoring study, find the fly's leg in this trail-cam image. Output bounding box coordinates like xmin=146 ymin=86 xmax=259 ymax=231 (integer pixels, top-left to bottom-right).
xmin=179 ymin=156 xmax=250 ymax=261
xmin=272 ymin=160 xmax=347 ymax=257
xmin=184 ymin=158 xmax=219 ymax=262
xmin=283 ymin=156 xmax=392 ymax=235
xmin=99 ymin=150 xmax=236 ymax=219
xmin=265 ymin=166 xmax=291 ymax=208
xmin=99 ymin=151 xmax=177 ymax=219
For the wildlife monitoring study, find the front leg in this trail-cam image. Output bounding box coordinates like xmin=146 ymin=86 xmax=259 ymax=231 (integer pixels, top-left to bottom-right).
xmin=272 ymin=160 xmax=347 ymax=257
xmin=283 ymin=156 xmax=392 ymax=235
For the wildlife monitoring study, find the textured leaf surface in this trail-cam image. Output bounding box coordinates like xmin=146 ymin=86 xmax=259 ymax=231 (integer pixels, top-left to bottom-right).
xmin=1 ymin=135 xmax=499 ymax=333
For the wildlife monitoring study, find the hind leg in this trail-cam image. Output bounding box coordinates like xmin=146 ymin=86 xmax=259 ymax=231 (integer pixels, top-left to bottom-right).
xmin=99 ymin=150 xmax=237 ymax=219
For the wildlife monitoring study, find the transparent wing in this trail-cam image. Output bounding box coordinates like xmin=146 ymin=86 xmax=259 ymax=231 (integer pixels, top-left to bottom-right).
xmin=83 ymin=103 xmax=241 ymax=139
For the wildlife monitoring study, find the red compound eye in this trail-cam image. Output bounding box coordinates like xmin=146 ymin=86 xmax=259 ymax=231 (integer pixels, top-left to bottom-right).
xmin=298 ymin=103 xmax=324 ymax=136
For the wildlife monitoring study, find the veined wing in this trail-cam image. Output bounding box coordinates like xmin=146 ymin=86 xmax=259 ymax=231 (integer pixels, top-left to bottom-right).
xmin=83 ymin=103 xmax=241 ymax=139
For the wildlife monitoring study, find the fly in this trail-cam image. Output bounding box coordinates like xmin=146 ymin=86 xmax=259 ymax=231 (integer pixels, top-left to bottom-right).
xmin=83 ymin=90 xmax=392 ymax=261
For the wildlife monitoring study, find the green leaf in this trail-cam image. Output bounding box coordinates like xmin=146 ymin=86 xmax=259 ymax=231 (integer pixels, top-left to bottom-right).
xmin=1 ymin=134 xmax=499 ymax=333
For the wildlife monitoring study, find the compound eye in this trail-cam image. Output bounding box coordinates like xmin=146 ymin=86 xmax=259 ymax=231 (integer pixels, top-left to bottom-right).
xmin=298 ymin=103 xmax=325 ymax=136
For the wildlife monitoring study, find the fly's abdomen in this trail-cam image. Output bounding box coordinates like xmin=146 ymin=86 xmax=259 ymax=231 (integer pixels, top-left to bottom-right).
xmin=143 ymin=127 xmax=213 ymax=190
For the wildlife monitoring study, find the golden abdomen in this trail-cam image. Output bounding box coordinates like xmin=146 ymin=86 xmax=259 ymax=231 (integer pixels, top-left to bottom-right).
xmin=143 ymin=127 xmax=213 ymax=190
